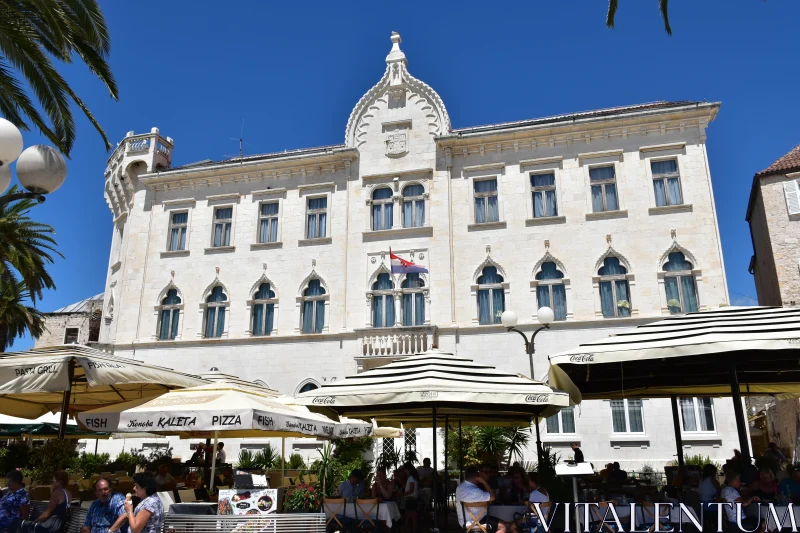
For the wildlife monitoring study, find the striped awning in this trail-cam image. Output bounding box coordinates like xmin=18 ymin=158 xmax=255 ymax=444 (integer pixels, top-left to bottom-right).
xmin=548 ymin=306 xmax=800 ymax=399
xmin=296 ymin=349 xmax=571 ymax=428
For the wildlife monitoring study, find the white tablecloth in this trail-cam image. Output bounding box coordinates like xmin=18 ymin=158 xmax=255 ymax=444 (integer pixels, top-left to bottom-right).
xmin=325 ymin=501 xmax=401 ymax=528
xmin=488 ymin=505 xmax=528 ymax=522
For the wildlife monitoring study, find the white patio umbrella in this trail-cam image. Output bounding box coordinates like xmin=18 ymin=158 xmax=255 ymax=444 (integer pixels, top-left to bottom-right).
xmin=0 ymin=345 xmax=208 ymax=438
xmin=296 ymin=349 xmax=571 ymax=529
xmin=548 ymin=306 xmax=800 ymax=460
xmin=77 ymin=381 xmax=372 ymax=490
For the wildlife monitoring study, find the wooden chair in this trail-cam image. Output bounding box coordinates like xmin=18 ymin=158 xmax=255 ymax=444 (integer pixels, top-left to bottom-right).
xmin=589 ymin=501 xmax=620 ymax=533
xmin=30 ymin=485 xmax=52 ymax=501
xmin=640 ymin=502 xmax=673 ymax=533
xmin=157 ymin=491 xmax=175 ymax=510
xmin=323 ymin=497 xmax=350 ymax=532
xmin=177 ymin=489 xmax=198 ymax=503
xmin=529 ymin=501 xmax=553 ymax=531
xmin=80 ymin=500 xmax=94 ymax=510
xmin=460 ymin=501 xmax=489 ymax=533
xmin=354 ymin=498 xmax=378 ymax=530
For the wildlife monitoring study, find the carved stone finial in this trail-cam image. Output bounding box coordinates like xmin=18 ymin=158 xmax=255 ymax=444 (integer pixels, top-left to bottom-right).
xmin=312 ymin=258 xmax=316 ymax=268
xmin=486 ymin=244 xmax=491 ymax=254
xmin=386 ymin=32 xmax=406 ymax=66
xmin=544 ymin=240 xmax=550 ymax=250
xmin=170 ymin=270 xmax=175 ymax=280
xmin=215 ymin=266 xmax=220 ymax=276
xmin=671 ymin=228 xmax=677 ymax=240
xmin=606 ymin=234 xmax=612 ymax=244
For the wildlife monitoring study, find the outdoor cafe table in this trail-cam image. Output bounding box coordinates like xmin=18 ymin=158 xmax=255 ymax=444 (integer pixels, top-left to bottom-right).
xmin=169 ymin=502 xmax=217 ymax=515
xmin=745 ymin=504 xmax=800 ymax=530
xmin=488 ymin=505 xmax=528 ymax=523
xmin=577 ymin=501 xmax=700 ymax=528
xmin=324 ymin=501 xmax=401 ymax=528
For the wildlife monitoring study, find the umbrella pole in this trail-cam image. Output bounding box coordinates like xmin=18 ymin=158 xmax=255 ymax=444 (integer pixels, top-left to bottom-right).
xmin=281 ymin=437 xmax=286 ymax=482
xmin=458 ymin=420 xmax=463 ymax=482
xmin=670 ymin=395 xmax=685 ymax=467
xmin=444 ymin=416 xmax=449 ymax=529
xmin=534 ymin=415 xmax=543 ymax=466
xmin=432 ymin=406 xmax=438 ymax=533
xmin=57 ymin=361 xmax=75 ymax=440
xmin=730 ymin=362 xmax=751 ymax=461
xmin=209 ymin=431 xmax=219 ymax=493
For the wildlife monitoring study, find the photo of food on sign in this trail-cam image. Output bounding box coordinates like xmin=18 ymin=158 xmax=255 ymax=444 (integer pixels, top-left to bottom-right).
xmin=217 ymin=489 xmax=277 ymax=515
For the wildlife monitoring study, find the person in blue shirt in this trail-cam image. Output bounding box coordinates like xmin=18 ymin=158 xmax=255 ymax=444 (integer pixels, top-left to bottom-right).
xmin=0 ymin=471 xmax=30 ymax=532
xmin=336 ymin=469 xmax=364 ymax=501
xmin=779 ymin=469 xmax=800 ymax=504
xmin=81 ymin=479 xmax=125 ymax=533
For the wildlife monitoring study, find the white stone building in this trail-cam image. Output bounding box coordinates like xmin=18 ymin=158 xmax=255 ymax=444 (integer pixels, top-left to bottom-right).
xmin=94 ymin=33 xmax=738 ymax=470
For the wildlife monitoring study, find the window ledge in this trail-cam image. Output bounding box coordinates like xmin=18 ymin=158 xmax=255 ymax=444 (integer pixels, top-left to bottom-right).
xmin=541 ymin=435 xmax=580 ymax=443
xmin=110 ymin=260 xmax=122 ymax=272
xmin=362 ymin=226 xmax=433 ymax=239
xmin=250 ymin=242 xmax=283 ymax=250
xmin=526 ymin=216 xmax=566 ymax=227
xmin=680 ymin=433 xmax=721 ymax=442
xmin=467 ymin=221 xmax=507 ymax=231
xmin=610 ymin=435 xmax=650 ymax=448
xmin=298 ymin=237 xmax=332 ymax=246
xmin=585 ymin=210 xmax=628 ymax=221
xmin=160 ymin=250 xmax=190 ymax=258
xmin=203 ymin=246 xmax=235 ymax=254
xmin=649 ymin=204 xmax=693 ymax=215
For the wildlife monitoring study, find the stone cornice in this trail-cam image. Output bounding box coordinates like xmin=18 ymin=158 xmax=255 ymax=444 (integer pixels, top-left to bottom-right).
xmin=519 ymin=156 xmax=563 ymax=167
xmin=462 ymin=162 xmax=505 ymax=173
xmin=639 ymin=141 xmax=687 ymax=153
xmin=361 ymin=167 xmax=433 ymax=181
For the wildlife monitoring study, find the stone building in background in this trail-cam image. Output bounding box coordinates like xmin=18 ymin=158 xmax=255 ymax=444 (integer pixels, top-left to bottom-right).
xmin=90 ymin=32 xmax=740 ymax=468
xmin=746 ymin=142 xmax=800 ymax=460
xmin=34 ymin=293 xmax=104 ymax=348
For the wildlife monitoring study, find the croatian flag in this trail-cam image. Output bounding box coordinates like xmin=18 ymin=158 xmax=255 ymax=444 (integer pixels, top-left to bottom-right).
xmin=390 ymin=249 xmax=428 ymax=274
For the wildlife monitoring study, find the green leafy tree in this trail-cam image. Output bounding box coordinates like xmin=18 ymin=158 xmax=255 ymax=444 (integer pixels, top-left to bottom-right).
xmin=0 ymin=276 xmax=45 ymax=352
xmin=29 ymin=439 xmax=78 ymax=483
xmin=288 ymin=453 xmax=305 ymax=470
xmin=0 ymin=0 xmax=118 ymax=155
xmin=606 ymin=0 xmax=672 ymax=35
xmin=0 ymin=186 xmax=62 ymax=303
xmin=73 ymin=452 xmax=110 ymax=478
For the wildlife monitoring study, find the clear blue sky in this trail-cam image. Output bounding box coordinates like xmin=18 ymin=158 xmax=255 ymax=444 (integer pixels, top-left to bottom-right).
xmin=8 ymin=0 xmax=800 ymax=349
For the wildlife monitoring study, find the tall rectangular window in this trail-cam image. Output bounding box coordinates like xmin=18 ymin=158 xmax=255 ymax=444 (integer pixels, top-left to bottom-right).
xmin=680 ymin=397 xmax=715 ymax=432
xmin=531 ymin=173 xmax=557 ymax=218
xmin=545 ymin=407 xmax=576 ymax=434
xmin=168 ymin=212 xmax=188 ymax=251
xmin=258 ymin=202 xmax=279 ymax=243
xmin=473 ymin=179 xmax=499 ymax=224
xmin=590 ymin=166 xmax=619 ymax=213
xmin=651 ymin=159 xmax=683 ymax=207
xmin=212 ymin=207 xmax=233 ymax=247
xmin=610 ymin=399 xmax=644 ymax=433
xmin=306 ymin=197 xmax=328 ymax=239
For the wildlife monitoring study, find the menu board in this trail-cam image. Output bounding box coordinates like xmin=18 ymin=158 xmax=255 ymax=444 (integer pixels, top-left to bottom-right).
xmin=217 ymin=489 xmax=277 ymax=515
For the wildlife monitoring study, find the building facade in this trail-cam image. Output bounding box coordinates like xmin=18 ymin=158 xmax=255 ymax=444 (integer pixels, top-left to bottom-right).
xmin=34 ymin=294 xmax=104 ymax=348
xmin=95 ymin=33 xmax=738 ymax=468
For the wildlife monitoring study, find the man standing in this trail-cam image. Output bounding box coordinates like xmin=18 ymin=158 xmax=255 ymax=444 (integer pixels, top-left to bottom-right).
xmin=456 ymin=466 xmax=507 ymax=533
xmin=570 ymin=443 xmax=584 ymax=463
xmin=216 ymin=442 xmax=227 ymax=464
xmin=81 ymin=479 xmax=125 ymax=533
xmin=416 ymin=458 xmax=434 ymax=489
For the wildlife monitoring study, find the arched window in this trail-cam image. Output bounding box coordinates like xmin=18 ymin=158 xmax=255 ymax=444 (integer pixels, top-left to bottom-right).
xmin=536 ymin=262 xmax=566 ymax=321
xmin=158 ymin=289 xmax=181 ymax=340
xmin=372 ymin=188 xmax=393 ymax=231
xmin=302 ymin=279 xmax=326 ymax=333
xmin=598 ymin=257 xmax=631 ymax=318
xmin=402 ymin=184 xmax=425 ymax=228
xmin=204 ymin=286 xmax=227 ymax=338
xmin=298 ymin=381 xmax=319 ymax=394
xmin=477 ymin=266 xmax=505 ymax=325
xmin=252 ymin=283 xmax=276 ymax=336
xmin=401 ymin=273 xmax=425 ymax=326
xmin=663 ymin=252 xmax=698 ymax=314
xmin=371 ymin=273 xmax=395 ymax=327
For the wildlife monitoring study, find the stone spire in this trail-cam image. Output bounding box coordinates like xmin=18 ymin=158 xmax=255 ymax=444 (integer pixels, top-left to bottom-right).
xmin=385 ymin=32 xmax=406 ymax=66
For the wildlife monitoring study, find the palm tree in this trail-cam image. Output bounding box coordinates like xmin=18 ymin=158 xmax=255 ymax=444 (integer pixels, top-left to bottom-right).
xmin=0 ymin=0 xmax=118 ymax=156
xmin=0 ymin=276 xmax=45 ymax=352
xmin=607 ymin=0 xmax=672 ymax=35
xmin=0 ymin=185 xmax=62 ymax=302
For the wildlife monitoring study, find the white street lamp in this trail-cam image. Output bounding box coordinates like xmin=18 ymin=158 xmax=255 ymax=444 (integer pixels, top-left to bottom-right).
xmin=0 ymin=118 xmax=68 ymax=206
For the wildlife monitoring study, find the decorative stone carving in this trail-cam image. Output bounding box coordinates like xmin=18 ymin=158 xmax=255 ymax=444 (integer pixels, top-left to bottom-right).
xmin=385 ymin=130 xmax=408 ymax=157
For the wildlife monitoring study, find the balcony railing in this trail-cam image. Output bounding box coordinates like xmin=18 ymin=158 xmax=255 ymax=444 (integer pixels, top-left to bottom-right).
xmin=358 ymin=326 xmax=436 ymax=357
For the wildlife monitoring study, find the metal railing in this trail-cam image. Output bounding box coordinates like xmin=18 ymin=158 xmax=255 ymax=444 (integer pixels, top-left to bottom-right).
xmin=164 ymin=513 xmax=326 ymax=533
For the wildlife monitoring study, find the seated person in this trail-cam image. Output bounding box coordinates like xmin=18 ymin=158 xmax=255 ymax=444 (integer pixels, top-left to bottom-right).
xmin=608 ymin=462 xmax=628 ymax=482
xmin=699 ymin=464 xmax=721 ymax=505
xmin=480 ymin=463 xmax=501 ymax=490
xmin=155 ymin=464 xmax=176 ymax=491
xmin=0 ymin=471 xmax=30 ymax=533
xmin=779 ymin=468 xmax=800 ymax=504
xmin=749 ymin=468 xmax=779 ymax=500
xmin=189 ymin=445 xmax=204 ymax=465
xmin=81 ymin=479 xmax=125 ymax=533
xmin=372 ymin=468 xmax=394 ymax=501
xmin=456 ymin=466 xmax=507 ymax=533
xmin=498 ymin=469 xmax=528 ymax=505
xmin=14 ymin=470 xmax=70 ymax=533
xmin=337 ymin=469 xmax=364 ymax=502
xmin=721 ymin=472 xmax=761 ymax=530
xmin=219 ymin=467 xmax=234 ymax=488
xmin=511 ymin=473 xmax=549 ymax=533
xmin=599 ymin=464 xmax=612 ymax=480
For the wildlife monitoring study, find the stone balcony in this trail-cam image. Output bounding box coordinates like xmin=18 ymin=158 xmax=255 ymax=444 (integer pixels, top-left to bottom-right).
xmin=354 ymin=326 xmax=437 ymax=371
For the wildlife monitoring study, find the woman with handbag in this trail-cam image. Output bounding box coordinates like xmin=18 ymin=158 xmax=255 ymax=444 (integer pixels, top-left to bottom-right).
xmin=13 ymin=470 xmax=69 ymax=533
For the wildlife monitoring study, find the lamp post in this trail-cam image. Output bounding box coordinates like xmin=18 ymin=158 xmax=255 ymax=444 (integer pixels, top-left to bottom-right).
xmin=500 ymin=307 xmax=554 ymax=465
xmin=0 ymin=118 xmax=68 ymax=208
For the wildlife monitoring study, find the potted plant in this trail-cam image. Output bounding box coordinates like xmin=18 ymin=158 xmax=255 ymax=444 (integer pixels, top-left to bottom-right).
xmin=284 ymin=483 xmax=320 ymax=513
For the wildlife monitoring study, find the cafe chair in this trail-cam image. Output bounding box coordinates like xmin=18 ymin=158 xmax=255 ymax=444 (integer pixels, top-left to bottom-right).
xmin=354 ymin=498 xmax=378 ymax=531
xmin=177 ymin=489 xmax=198 ymax=503
xmin=157 ymin=491 xmax=175 ymax=510
xmin=640 ymin=502 xmax=674 ymax=533
xmin=528 ymin=501 xmax=552 ymax=532
xmin=461 ymin=501 xmax=490 ymax=533
xmin=590 ymin=501 xmax=620 ymax=533
xmin=323 ymin=497 xmax=353 ymax=533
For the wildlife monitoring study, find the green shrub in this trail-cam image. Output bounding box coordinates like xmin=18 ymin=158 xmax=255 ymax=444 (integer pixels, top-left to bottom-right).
xmin=112 ymin=450 xmax=145 ymax=474
xmin=236 ymin=449 xmax=257 ymax=469
xmin=288 ymin=453 xmax=306 ymax=470
xmin=29 ymin=440 xmax=78 ymax=483
xmin=73 ymin=453 xmax=110 ymax=478
xmin=254 ymin=445 xmax=280 ymax=470
xmin=0 ymin=444 xmax=31 ymax=474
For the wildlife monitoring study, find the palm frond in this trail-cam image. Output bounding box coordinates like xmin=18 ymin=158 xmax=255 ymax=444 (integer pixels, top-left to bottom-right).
xmin=659 ymin=0 xmax=672 ymax=35
xmin=606 ymin=0 xmax=619 ymax=28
